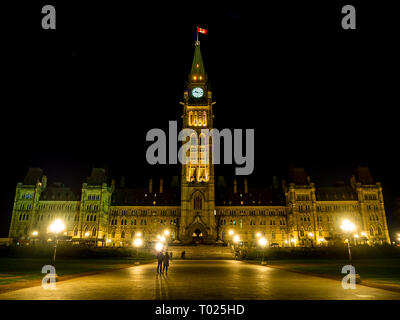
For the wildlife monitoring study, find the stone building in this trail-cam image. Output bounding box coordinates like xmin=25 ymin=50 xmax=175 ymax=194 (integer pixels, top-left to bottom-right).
xmin=8 ymin=41 xmax=391 ymax=247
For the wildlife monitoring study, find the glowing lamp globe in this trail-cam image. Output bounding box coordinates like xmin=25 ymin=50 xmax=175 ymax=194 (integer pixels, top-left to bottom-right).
xmin=341 ymin=220 xmax=356 ymax=233
xmin=133 ymin=238 xmax=143 ymax=247
xmin=49 ymin=219 xmax=65 ymax=234
xmin=258 ymin=237 xmax=267 ymax=247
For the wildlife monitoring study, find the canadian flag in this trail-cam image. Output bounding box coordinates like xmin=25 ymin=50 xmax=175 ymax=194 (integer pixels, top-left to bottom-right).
xmin=197 ymin=27 xmax=207 ymax=35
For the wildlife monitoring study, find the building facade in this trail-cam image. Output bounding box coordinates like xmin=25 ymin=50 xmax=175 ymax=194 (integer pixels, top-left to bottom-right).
xmin=8 ymin=41 xmax=391 ymax=247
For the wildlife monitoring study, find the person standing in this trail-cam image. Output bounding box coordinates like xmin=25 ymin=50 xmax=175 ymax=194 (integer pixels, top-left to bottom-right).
xmin=156 ymin=251 xmax=164 ymax=274
xmin=163 ymin=251 xmax=170 ymax=274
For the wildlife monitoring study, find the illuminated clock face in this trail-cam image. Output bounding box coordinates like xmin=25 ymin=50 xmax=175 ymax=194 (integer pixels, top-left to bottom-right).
xmin=192 ymin=87 xmax=204 ymax=98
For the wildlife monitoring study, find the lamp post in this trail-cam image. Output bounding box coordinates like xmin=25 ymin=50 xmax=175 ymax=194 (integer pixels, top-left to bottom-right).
xmin=258 ymin=237 xmax=267 ymax=265
xmin=31 ymin=231 xmax=38 ymax=245
xmin=233 ymin=235 xmax=240 ymax=259
xmin=340 ymin=219 xmax=356 ymax=266
xmin=49 ymin=219 xmax=65 ymax=268
xmin=133 ymin=237 xmax=143 ymax=263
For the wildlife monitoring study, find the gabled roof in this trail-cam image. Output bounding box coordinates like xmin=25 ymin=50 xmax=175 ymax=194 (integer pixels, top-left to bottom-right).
xmin=23 ymin=168 xmax=43 ymax=185
xmin=316 ymin=186 xmax=357 ymax=201
xmin=216 ymin=187 xmax=286 ymax=206
xmin=111 ymin=187 xmax=180 ymax=206
xmin=40 ymin=185 xmax=81 ymax=201
xmin=354 ymin=167 xmax=375 ymax=185
xmin=87 ymin=168 xmax=107 ymax=186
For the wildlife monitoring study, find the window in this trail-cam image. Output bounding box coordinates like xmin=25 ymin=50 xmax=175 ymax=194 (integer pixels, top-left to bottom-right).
xmin=92 ymin=228 xmax=96 ymax=236
xmin=121 ymin=231 xmax=125 ymax=238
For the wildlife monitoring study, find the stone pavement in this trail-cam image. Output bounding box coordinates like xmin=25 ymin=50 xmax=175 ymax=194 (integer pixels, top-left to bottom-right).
xmin=0 ymin=260 xmax=399 ymax=300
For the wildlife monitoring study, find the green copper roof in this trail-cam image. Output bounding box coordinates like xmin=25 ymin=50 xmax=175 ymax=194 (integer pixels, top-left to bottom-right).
xmin=190 ymin=43 xmax=205 ymax=75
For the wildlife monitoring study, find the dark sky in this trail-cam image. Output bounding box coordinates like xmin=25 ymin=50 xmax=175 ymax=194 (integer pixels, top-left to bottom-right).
xmin=1 ymin=1 xmax=399 ymax=237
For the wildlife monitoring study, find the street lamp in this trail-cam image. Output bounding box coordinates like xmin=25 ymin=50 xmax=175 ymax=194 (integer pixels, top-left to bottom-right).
xmin=258 ymin=237 xmax=267 ymax=264
xmin=233 ymin=235 xmax=240 ymax=244
xmin=133 ymin=237 xmax=143 ymax=262
xmin=155 ymin=242 xmax=163 ymax=252
xmin=228 ymin=230 xmax=234 ymax=236
xmin=164 ymin=230 xmax=170 ymax=236
xmin=32 ymin=231 xmax=38 ymax=236
xmin=341 ymin=219 xmax=356 ymax=266
xmin=49 ymin=219 xmax=65 ymax=268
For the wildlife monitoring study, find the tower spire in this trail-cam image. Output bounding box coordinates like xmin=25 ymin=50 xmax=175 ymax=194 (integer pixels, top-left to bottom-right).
xmin=191 ymin=39 xmax=205 ymax=76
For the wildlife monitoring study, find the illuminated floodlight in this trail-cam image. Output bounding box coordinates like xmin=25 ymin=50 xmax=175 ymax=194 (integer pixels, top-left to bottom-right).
xmin=49 ymin=219 xmax=65 ymax=234
xmin=155 ymin=242 xmax=163 ymax=252
xmin=258 ymin=237 xmax=267 ymax=247
xmin=341 ymin=220 xmax=355 ymax=233
xmin=133 ymin=238 xmax=143 ymax=247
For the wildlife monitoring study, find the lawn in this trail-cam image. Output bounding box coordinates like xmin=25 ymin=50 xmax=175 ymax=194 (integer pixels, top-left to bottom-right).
xmin=0 ymin=257 xmax=155 ymax=285
xmin=266 ymin=258 xmax=400 ymax=285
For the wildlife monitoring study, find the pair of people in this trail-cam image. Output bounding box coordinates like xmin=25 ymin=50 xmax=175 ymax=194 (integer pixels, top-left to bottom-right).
xmin=156 ymin=251 xmax=170 ymax=274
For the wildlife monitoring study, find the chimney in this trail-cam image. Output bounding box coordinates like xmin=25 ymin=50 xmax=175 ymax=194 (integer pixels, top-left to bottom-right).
xmin=160 ymin=178 xmax=164 ymax=194
xmin=244 ymin=178 xmax=248 ymax=193
xmin=233 ymin=179 xmax=237 ymax=193
xmin=149 ymin=178 xmax=153 ymax=193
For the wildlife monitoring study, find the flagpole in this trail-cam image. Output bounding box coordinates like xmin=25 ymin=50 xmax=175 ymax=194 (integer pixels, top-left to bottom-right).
xmin=196 ymin=26 xmax=198 ymax=42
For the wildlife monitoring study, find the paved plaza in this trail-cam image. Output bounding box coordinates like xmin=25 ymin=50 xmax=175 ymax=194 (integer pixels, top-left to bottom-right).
xmin=0 ymin=260 xmax=399 ymax=300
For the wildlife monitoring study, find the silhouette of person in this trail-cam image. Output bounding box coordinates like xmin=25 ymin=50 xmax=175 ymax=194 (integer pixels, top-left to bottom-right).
xmin=156 ymin=251 xmax=164 ymax=274
xmin=163 ymin=251 xmax=170 ymax=274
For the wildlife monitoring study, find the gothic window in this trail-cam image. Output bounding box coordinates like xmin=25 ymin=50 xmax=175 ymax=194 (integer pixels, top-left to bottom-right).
xmin=377 ymin=226 xmax=382 ymax=236
xmin=94 ymin=215 xmax=97 ymax=222
xmin=121 ymin=231 xmax=125 ymax=239
xmin=233 ymin=220 xmax=236 ymax=225
xmin=92 ymin=228 xmax=96 ymax=236
xmin=74 ymin=228 xmax=78 ymax=236
xmin=369 ymin=227 xmax=374 ymax=236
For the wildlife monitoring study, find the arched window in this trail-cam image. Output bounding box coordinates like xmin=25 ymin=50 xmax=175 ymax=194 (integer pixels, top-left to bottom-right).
xmin=370 ymin=227 xmax=374 ymax=236
xmin=92 ymin=228 xmax=96 ymax=236
xmin=193 ymin=193 xmax=203 ymax=210
xmin=121 ymin=231 xmax=125 ymax=239
xmin=189 ymin=111 xmax=193 ymax=126
xmin=74 ymin=228 xmax=78 ymax=236
xmin=377 ymin=226 xmax=382 ymax=236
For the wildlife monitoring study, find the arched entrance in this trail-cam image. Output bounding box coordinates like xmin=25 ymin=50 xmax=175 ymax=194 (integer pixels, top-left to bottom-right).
xmin=192 ymin=228 xmax=204 ymax=244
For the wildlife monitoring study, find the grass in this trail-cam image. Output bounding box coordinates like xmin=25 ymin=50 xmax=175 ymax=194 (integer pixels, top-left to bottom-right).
xmin=0 ymin=256 xmax=155 ymax=286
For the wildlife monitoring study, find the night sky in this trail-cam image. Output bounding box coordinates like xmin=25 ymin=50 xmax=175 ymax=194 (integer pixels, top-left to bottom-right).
xmin=1 ymin=1 xmax=399 ymax=237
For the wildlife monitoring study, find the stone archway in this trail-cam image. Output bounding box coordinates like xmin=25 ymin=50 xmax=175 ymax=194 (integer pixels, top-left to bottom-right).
xmin=187 ymin=223 xmax=208 ymax=244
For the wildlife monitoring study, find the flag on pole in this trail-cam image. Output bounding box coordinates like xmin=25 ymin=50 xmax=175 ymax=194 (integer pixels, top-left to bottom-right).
xmin=197 ymin=27 xmax=207 ymax=35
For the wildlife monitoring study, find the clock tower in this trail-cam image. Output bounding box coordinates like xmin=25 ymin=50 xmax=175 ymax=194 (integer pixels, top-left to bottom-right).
xmin=179 ymin=39 xmax=216 ymax=244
